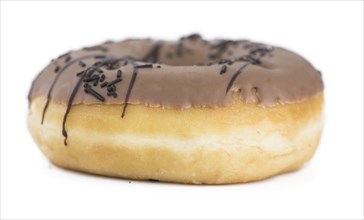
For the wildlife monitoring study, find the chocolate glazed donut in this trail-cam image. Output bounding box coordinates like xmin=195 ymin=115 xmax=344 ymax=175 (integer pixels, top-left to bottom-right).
xmin=28 ymin=34 xmax=324 ymax=184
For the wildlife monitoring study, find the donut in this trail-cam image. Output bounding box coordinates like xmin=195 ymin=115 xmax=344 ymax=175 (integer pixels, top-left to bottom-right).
xmin=28 ymin=34 xmax=324 ymax=184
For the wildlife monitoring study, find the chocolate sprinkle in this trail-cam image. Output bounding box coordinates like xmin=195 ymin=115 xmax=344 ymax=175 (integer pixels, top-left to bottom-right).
xmin=83 ymin=75 xmax=99 ymax=83
xmin=220 ymin=65 xmax=227 ymax=75
xmin=107 ymin=86 xmax=115 ymax=92
xmin=136 ymin=64 xmax=153 ymax=69
xmin=65 ymin=56 xmax=71 ymax=63
xmin=78 ymin=61 xmax=86 ymax=67
xmin=84 ymin=84 xmax=105 ymax=102
xmin=93 ymin=80 xmax=98 ymax=87
xmin=76 ymin=70 xmax=85 ymax=76
xmin=100 ymin=74 xmax=106 ymax=82
xmin=54 ymin=66 xmax=60 ymax=73
xmin=117 ymin=70 xmax=122 ymax=78
xmin=107 ymin=91 xmax=117 ymax=98
xmin=209 ymin=40 xmax=237 ymax=60
xmin=100 ymin=82 xmax=108 ymax=88
xmin=108 ymin=78 xmax=122 ymax=86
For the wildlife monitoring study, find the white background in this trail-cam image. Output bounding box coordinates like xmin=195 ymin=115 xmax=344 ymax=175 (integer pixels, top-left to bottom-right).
xmin=1 ymin=1 xmax=363 ymax=219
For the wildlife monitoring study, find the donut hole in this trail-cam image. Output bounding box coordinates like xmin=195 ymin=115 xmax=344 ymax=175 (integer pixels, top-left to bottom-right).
xmin=142 ymin=41 xmax=271 ymax=67
xmin=140 ymin=38 xmax=247 ymax=66
xmin=156 ymin=44 xmax=214 ymax=66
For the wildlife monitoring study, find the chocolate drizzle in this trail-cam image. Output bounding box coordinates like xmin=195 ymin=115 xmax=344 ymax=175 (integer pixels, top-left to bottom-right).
xmin=122 ymin=62 xmax=138 ymax=118
xmin=41 ymin=54 xmax=103 ymax=124
xmin=226 ymin=63 xmax=249 ymax=94
xmin=58 ymin=55 xmax=153 ymax=144
xmin=62 ymin=70 xmax=89 ymax=145
xmin=61 ymin=56 xmax=129 ymax=144
xmin=224 ymin=45 xmax=274 ymax=93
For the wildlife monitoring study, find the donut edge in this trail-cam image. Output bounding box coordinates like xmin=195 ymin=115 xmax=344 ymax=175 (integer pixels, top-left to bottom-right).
xmin=28 ymin=93 xmax=324 ymax=184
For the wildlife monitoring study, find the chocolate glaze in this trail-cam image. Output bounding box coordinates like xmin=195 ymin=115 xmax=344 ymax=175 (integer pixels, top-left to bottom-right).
xmin=28 ymin=34 xmax=323 ymax=144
